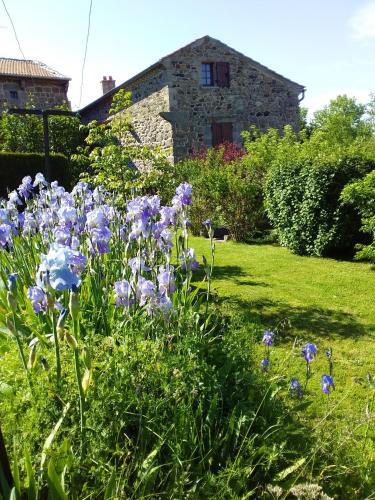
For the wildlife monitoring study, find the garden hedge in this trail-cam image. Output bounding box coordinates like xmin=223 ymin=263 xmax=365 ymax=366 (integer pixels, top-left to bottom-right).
xmin=0 ymin=152 xmax=72 ymax=197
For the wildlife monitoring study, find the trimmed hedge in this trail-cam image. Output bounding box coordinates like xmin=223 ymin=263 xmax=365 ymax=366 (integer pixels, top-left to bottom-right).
xmin=0 ymin=152 xmax=72 ymax=197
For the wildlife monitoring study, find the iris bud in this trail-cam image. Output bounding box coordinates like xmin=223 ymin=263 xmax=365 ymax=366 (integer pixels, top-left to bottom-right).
xmin=69 ymin=286 xmax=80 ymax=321
xmin=27 ymin=344 xmax=37 ymax=369
xmin=81 ymin=368 xmax=92 ymax=394
xmin=65 ymin=332 xmax=78 ymax=349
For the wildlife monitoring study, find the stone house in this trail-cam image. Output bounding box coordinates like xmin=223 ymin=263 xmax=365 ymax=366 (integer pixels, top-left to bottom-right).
xmin=0 ymin=58 xmax=70 ymax=110
xmin=80 ymin=36 xmax=305 ymax=162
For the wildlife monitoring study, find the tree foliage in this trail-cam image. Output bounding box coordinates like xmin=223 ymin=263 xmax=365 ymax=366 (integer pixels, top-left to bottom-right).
xmin=0 ymin=105 xmax=84 ymax=157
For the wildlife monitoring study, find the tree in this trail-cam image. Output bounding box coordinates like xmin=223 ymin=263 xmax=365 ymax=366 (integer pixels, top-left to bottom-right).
xmin=310 ymin=95 xmax=371 ymax=144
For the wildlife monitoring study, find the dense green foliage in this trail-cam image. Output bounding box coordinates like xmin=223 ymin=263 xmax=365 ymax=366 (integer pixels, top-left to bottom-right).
xmin=264 ymin=96 xmax=375 ymax=256
xmin=341 ymin=168 xmax=375 ymax=261
xmin=162 ymin=138 xmax=269 ymax=240
xmin=265 ymin=131 xmax=374 ymax=256
xmin=0 ymin=106 xmax=84 ymax=157
xmin=0 ymin=152 xmax=71 ymax=196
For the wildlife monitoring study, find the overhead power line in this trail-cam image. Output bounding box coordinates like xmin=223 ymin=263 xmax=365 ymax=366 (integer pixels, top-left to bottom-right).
xmin=78 ymin=0 xmax=93 ymax=108
xmin=1 ymin=0 xmax=26 ymax=59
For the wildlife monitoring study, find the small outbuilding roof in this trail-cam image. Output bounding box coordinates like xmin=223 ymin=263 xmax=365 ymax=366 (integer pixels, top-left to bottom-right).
xmin=0 ymin=58 xmax=70 ymax=80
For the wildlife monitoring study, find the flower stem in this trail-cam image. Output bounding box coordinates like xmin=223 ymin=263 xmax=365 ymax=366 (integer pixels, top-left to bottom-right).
xmin=73 ymin=347 xmax=86 ymax=451
xmin=51 ymin=311 xmax=61 ymax=388
xmin=73 ymin=320 xmax=86 ymax=452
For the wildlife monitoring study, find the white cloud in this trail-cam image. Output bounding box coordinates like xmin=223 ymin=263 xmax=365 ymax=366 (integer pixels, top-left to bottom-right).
xmin=350 ymin=2 xmax=375 ymax=41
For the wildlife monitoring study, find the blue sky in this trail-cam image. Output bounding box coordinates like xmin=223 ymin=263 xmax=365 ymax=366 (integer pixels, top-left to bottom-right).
xmin=1 ymin=0 xmax=374 ymax=115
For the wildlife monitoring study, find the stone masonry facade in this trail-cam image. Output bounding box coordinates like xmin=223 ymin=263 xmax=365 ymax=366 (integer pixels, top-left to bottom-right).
xmin=80 ymin=36 xmax=304 ymax=163
xmin=0 ymin=77 xmax=69 ymax=110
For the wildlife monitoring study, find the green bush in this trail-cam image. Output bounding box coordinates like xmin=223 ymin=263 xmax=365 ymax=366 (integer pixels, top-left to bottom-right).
xmin=0 ymin=152 xmax=72 ymax=197
xmin=265 ymin=131 xmax=375 ymax=256
xmin=341 ymin=167 xmax=375 ymax=261
xmin=166 ymin=144 xmax=268 ymax=241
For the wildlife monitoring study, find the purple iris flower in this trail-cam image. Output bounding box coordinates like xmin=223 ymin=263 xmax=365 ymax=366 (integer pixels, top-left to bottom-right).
xmin=86 ymin=207 xmax=109 ymax=229
xmin=18 ymin=176 xmax=33 ymax=199
xmin=0 ymin=209 xmax=9 ymax=224
xmin=262 ymin=330 xmax=274 ymax=346
xmin=128 ymin=257 xmax=150 ymax=275
xmin=202 ymin=219 xmax=213 ymax=226
xmin=137 ymin=277 xmax=156 ymax=306
xmin=172 ymin=183 xmax=192 ymax=207
xmin=290 ymin=378 xmax=303 ymax=398
xmin=180 ymin=247 xmax=199 ymax=270
xmin=88 ymin=226 xmax=111 ymax=255
xmin=27 ymin=286 xmax=47 ymax=313
xmin=0 ymin=224 xmax=12 ymax=247
xmin=37 ymin=243 xmax=84 ymax=291
xmin=261 ymin=358 xmax=269 ymax=371
xmin=58 ymin=205 xmax=77 ymax=225
xmin=7 ymin=273 xmax=17 ymax=292
xmin=302 ymin=342 xmax=317 ymax=363
xmin=321 ymin=375 xmax=335 ymax=394
xmin=160 ymin=206 xmax=176 ymax=226
xmin=7 ymin=190 xmax=22 ymax=208
xmin=72 ymin=181 xmax=90 ymax=195
xmin=33 ymin=173 xmax=47 ymax=188
xmin=54 ymin=226 xmax=71 ymax=246
xmin=158 ymin=265 xmax=175 ymax=295
xmin=114 ymin=280 xmax=131 ymax=307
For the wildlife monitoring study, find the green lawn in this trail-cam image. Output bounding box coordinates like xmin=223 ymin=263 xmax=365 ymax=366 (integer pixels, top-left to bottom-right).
xmin=191 ymin=236 xmax=375 ymax=460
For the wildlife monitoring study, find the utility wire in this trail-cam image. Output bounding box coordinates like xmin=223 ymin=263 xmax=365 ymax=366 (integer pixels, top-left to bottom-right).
xmin=78 ymin=0 xmax=93 ymax=108
xmin=1 ymin=0 xmax=26 ymax=59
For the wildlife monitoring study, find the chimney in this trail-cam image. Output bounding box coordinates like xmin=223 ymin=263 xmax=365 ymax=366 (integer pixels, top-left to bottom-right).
xmin=101 ymin=75 xmax=116 ymax=95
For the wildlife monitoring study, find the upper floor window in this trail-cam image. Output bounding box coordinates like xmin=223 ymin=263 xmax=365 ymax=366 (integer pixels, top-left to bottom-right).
xmin=201 ymin=62 xmax=230 ymax=88
xmin=201 ymin=63 xmax=214 ymax=86
xmin=9 ymin=90 xmax=18 ymax=100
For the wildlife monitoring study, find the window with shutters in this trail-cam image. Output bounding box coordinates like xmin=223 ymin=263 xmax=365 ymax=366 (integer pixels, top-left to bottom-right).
xmin=201 ymin=62 xmax=230 ymax=87
xmin=211 ymin=122 xmax=233 ymax=147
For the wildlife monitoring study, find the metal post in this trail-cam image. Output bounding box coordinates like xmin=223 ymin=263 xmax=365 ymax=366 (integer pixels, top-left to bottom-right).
xmin=42 ymin=112 xmax=51 ymax=182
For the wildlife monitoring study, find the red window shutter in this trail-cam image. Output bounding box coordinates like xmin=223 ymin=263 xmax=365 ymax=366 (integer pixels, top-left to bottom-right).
xmin=221 ymin=122 xmax=233 ymax=143
xmin=212 ymin=123 xmax=222 ymax=147
xmin=216 ymin=62 xmax=230 ymax=87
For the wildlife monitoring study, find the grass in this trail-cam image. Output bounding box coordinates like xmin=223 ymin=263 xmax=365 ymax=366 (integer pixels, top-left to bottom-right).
xmin=191 ymin=236 xmax=375 ymax=486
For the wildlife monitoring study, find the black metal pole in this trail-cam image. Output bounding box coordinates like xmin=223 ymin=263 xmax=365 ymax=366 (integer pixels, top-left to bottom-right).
xmin=42 ymin=112 xmax=51 ymax=182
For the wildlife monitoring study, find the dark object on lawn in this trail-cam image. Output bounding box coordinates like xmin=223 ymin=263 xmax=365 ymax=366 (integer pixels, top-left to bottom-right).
xmin=213 ymin=227 xmax=230 ymax=240
xmin=0 ymin=425 xmax=13 ymax=496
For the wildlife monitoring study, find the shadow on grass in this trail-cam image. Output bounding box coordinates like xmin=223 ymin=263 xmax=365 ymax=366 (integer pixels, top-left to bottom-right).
xmin=218 ymin=296 xmax=372 ymax=341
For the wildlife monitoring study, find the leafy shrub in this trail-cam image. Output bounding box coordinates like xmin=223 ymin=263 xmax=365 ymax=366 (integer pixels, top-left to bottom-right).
xmin=265 ymin=130 xmax=375 ymax=256
xmin=168 ymin=143 xmax=269 ymax=240
xmin=341 ymin=167 xmax=375 ymax=261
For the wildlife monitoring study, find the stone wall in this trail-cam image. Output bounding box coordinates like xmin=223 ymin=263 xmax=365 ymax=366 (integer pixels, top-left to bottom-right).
xmin=0 ymin=77 xmax=69 ymax=110
xmin=162 ymin=37 xmax=303 ymax=160
xmin=126 ymin=84 xmax=173 ymax=163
